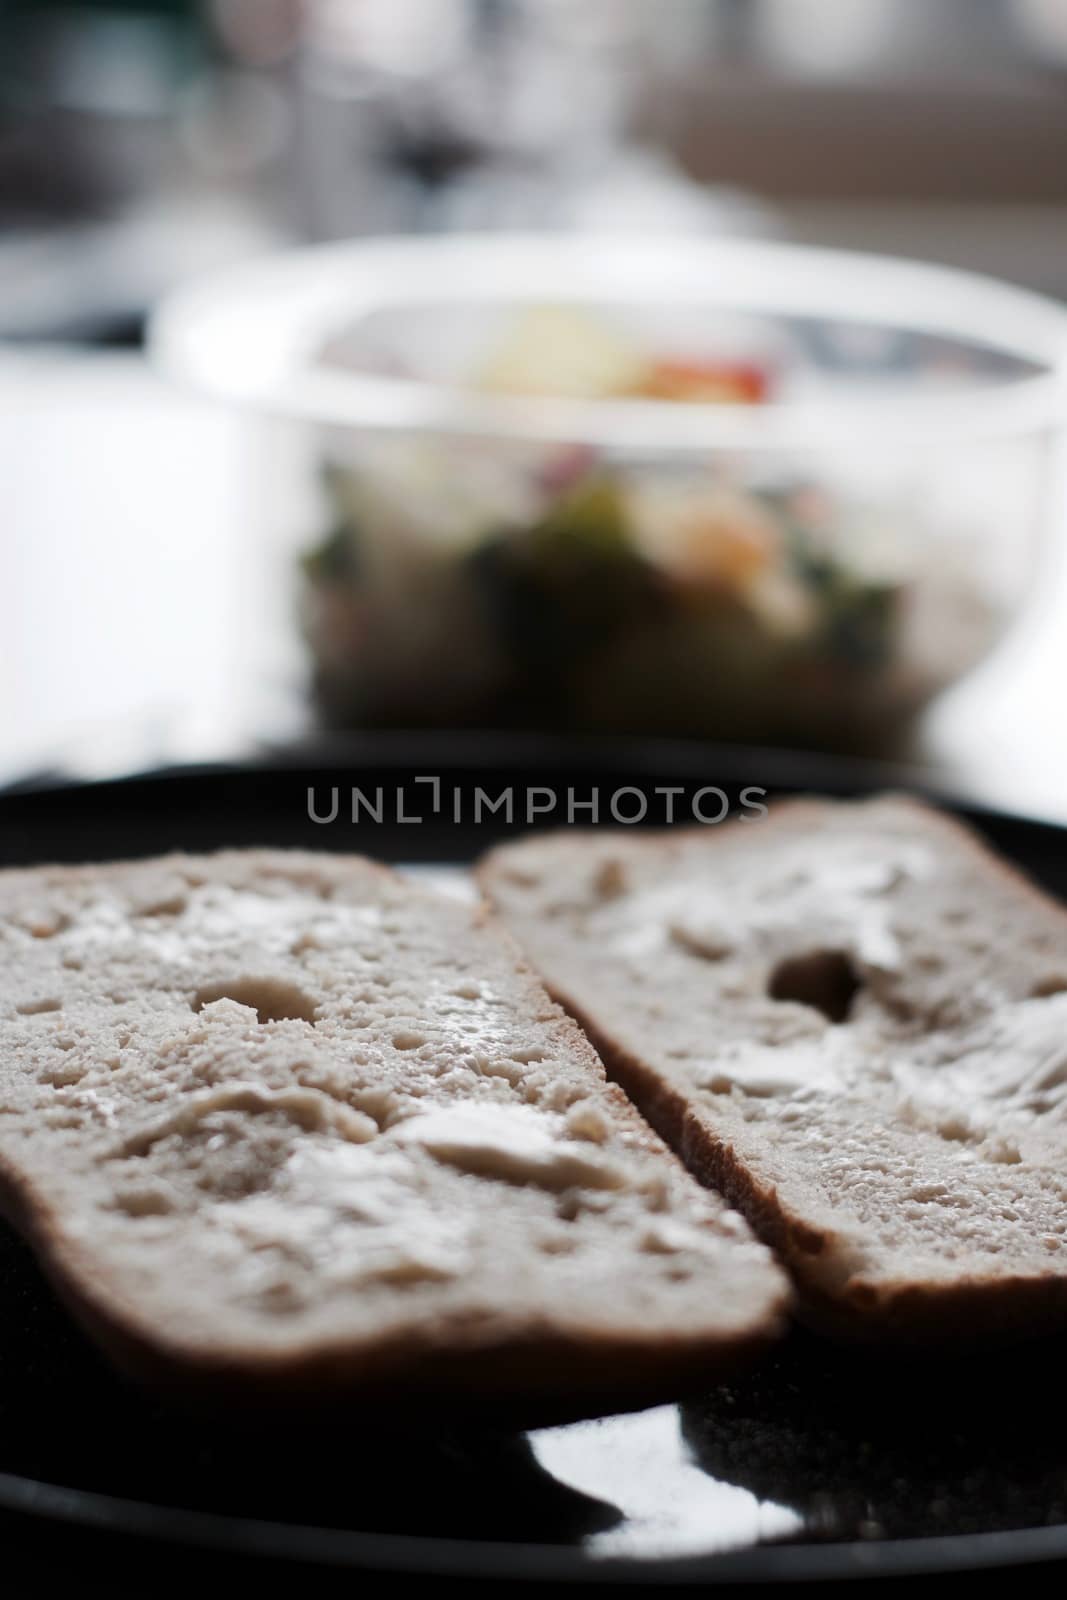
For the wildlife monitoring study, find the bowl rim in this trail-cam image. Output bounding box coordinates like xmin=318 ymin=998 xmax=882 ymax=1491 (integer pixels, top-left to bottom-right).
xmin=149 ymin=233 xmax=1067 ymax=451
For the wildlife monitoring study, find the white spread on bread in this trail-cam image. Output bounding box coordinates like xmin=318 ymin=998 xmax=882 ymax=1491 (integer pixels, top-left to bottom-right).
xmin=391 ymin=1102 xmax=626 ymax=1191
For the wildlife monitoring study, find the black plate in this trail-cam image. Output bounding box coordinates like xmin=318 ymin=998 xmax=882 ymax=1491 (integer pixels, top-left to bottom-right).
xmin=4 ymin=734 xmax=1067 ymax=1591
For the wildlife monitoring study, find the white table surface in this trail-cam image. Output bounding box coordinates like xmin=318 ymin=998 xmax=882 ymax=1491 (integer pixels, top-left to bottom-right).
xmin=3 ymin=350 xmax=1067 ymax=823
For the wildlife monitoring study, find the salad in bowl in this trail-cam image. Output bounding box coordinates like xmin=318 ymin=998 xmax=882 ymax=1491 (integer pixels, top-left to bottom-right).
xmin=152 ymin=235 xmax=1067 ymax=745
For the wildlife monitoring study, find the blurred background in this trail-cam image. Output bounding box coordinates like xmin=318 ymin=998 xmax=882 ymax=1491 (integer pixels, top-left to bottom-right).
xmin=4 ymin=0 xmax=1067 ymax=813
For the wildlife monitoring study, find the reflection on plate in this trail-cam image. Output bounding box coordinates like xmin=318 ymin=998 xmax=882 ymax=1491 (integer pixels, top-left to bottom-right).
xmin=530 ymin=1404 xmax=800 ymax=1559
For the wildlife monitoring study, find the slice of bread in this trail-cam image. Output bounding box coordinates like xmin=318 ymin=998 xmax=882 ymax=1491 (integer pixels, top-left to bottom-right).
xmin=0 ymin=849 xmax=787 ymax=1411
xmin=480 ymin=796 xmax=1067 ymax=1342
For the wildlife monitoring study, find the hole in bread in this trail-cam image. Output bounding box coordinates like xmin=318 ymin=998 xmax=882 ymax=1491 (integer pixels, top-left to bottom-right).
xmin=1031 ymin=975 xmax=1067 ymax=999
xmin=40 ymin=1060 xmax=85 ymax=1086
xmin=23 ymin=912 xmax=69 ymax=939
xmin=767 ymin=949 xmax=861 ymax=1024
xmin=538 ymin=1233 xmax=578 ymax=1255
xmin=113 ymin=1184 xmax=176 ymax=1217
xmin=192 ymin=977 xmax=318 ymax=1025
xmin=17 ymin=996 xmax=62 ymax=1016
xmin=135 ymin=893 xmax=188 ymax=918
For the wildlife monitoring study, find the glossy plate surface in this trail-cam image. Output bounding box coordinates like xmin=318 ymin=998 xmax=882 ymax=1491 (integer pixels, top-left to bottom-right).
xmin=2 ymin=736 xmax=1066 ymax=1585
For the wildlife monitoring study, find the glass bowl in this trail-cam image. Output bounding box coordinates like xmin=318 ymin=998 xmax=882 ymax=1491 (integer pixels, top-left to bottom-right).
xmin=150 ymin=234 xmax=1067 ymax=747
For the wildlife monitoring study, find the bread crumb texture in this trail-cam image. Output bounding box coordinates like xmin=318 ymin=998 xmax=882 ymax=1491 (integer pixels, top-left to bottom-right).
xmin=0 ymin=850 xmax=785 ymax=1382
xmin=482 ymin=798 xmax=1067 ymax=1319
